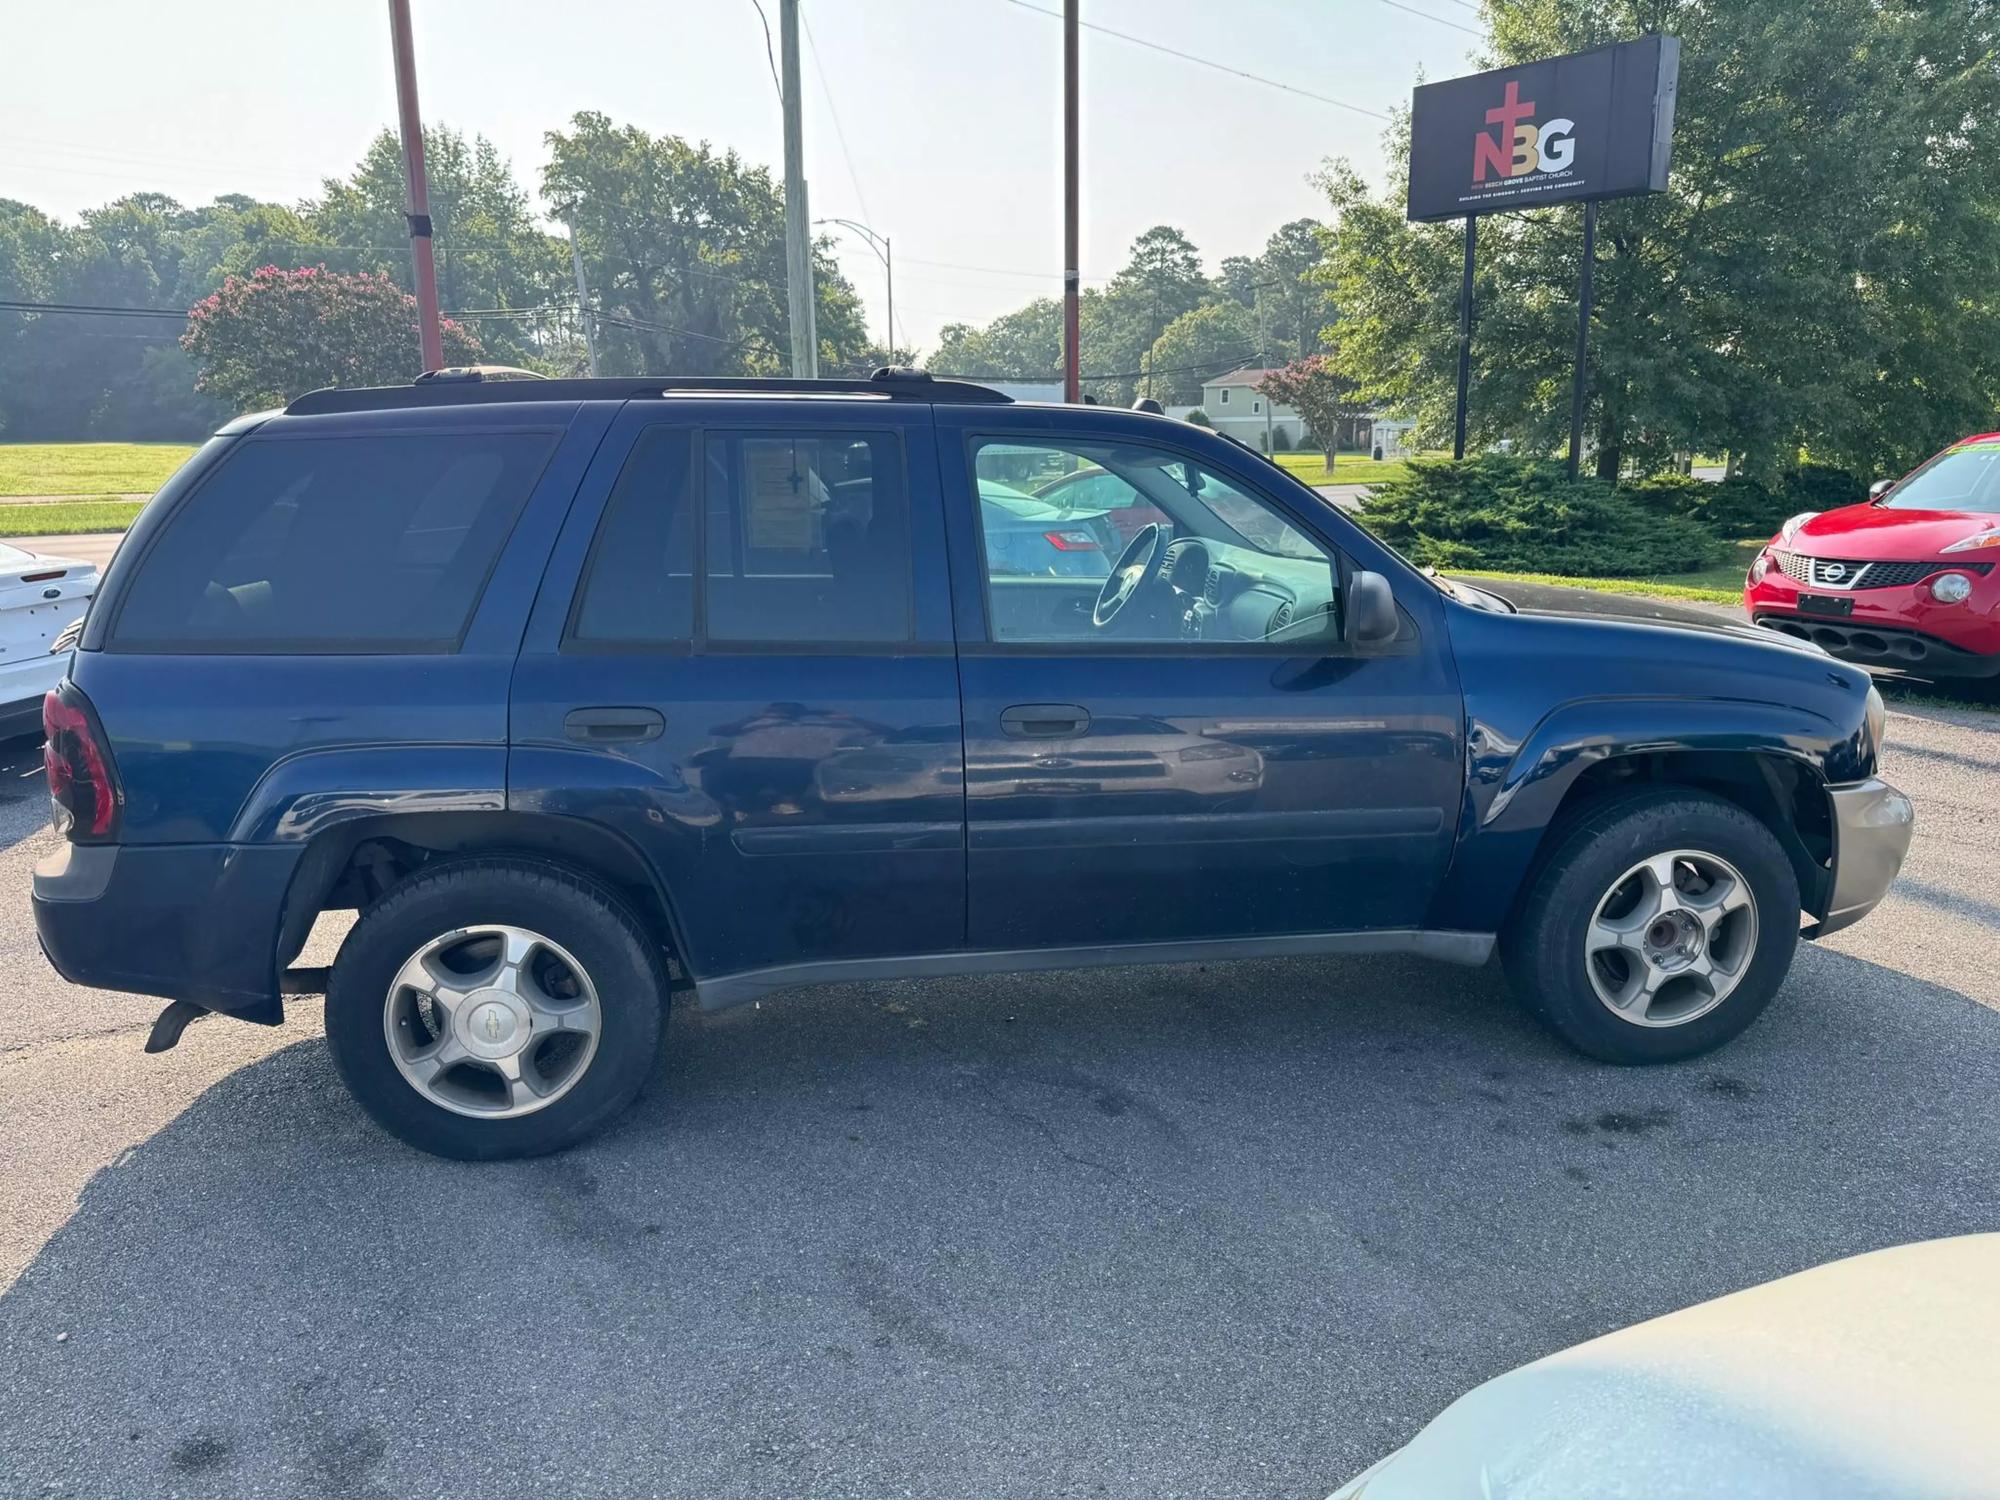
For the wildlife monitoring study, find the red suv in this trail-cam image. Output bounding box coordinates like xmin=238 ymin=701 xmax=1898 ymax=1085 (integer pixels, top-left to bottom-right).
xmin=1746 ymin=433 xmax=2000 ymax=678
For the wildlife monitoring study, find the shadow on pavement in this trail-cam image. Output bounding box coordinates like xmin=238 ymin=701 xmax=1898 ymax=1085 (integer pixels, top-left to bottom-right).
xmin=3 ymin=942 xmax=1996 ymax=1499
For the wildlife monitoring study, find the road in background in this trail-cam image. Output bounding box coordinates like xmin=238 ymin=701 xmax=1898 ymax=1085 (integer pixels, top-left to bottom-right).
xmin=0 ymin=700 xmax=1995 ymax=1498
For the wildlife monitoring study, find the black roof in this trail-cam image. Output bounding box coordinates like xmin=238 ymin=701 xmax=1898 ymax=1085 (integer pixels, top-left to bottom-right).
xmin=284 ymin=366 xmax=1011 ymax=416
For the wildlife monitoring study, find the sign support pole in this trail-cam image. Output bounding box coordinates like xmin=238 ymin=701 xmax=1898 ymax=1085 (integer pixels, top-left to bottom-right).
xmin=1453 ymin=216 xmax=1476 ymax=460
xmin=1566 ymin=198 xmax=1598 ymax=480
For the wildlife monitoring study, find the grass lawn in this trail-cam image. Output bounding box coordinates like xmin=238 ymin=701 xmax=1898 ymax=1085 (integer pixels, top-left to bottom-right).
xmin=0 ymin=499 xmax=146 ymax=537
xmin=1455 ymin=540 xmax=1764 ymax=606
xmin=1273 ymin=452 xmax=1418 ymax=487
xmin=0 ymin=442 xmax=196 ymax=497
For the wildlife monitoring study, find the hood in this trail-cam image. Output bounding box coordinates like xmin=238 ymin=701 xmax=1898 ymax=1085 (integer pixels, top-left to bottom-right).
xmin=1788 ymin=502 xmax=1998 ymax=560
xmin=1340 ymin=1234 xmax=2000 ymax=1500
xmin=1447 ymin=575 xmax=1825 ymax=654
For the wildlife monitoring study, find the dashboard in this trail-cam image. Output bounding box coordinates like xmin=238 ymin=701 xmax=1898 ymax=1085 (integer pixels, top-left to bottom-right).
xmin=1151 ymin=537 xmax=1342 ymax=645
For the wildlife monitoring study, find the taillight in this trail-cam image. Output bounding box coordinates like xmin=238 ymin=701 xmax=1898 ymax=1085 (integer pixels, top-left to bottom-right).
xmin=1042 ymin=530 xmax=1101 ymax=551
xmin=42 ymin=682 xmax=121 ymax=841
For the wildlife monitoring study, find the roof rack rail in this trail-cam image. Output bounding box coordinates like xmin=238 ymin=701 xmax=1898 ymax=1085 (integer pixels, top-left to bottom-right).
xmin=414 ymin=364 xmax=549 ymax=383
xmin=284 ymin=365 xmax=1011 ymax=416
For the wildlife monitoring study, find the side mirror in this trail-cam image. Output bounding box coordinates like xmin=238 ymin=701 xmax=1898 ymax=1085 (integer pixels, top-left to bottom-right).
xmin=1869 ymin=478 xmax=1897 ymax=501
xmin=1347 ymin=570 xmax=1400 ymax=647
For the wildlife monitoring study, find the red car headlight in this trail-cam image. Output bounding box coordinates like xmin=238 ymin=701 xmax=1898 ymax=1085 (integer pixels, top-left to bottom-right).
xmin=1940 ymin=527 xmax=2000 ymax=555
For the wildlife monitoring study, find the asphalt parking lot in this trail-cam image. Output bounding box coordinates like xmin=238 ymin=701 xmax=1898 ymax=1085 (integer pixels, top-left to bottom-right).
xmin=1 ymin=704 xmax=1997 ymax=1499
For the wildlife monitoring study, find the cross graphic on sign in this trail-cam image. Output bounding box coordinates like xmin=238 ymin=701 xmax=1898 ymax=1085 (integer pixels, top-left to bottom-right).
xmin=1473 ymin=80 xmax=1539 ymax=182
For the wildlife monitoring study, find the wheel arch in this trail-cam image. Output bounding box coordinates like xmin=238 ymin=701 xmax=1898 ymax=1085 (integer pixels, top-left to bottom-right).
xmin=1513 ymin=749 xmax=1834 ymax=929
xmin=1433 ymin=705 xmax=1839 ymax=937
xmin=276 ymin=810 xmax=692 ymax=977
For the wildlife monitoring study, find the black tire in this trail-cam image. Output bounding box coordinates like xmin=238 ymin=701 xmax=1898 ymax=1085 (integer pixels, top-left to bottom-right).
xmin=325 ymin=857 xmax=668 ymax=1160
xmin=1501 ymin=788 xmax=1801 ymax=1064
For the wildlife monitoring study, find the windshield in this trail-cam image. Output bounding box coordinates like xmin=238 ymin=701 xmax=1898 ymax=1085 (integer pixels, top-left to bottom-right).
xmin=1881 ymin=443 xmax=2000 ymax=513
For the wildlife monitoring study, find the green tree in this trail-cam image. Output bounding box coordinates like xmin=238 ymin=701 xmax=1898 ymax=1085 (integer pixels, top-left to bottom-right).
xmin=1144 ymin=301 xmax=1257 ymax=404
xmin=541 ymin=112 xmax=866 ymax=378
xmin=309 ymin=126 xmax=567 ymax=366
xmin=1217 ymin=255 xmax=1258 ymax=308
xmin=931 ymin=297 xmax=1063 ymax=379
xmin=1321 ymin=0 xmax=2000 ymax=480
xmin=1086 ymin=226 xmax=1213 ymax=403
xmin=1254 ymin=218 xmax=1332 ymax=359
xmin=181 ymin=265 xmax=482 ymax=411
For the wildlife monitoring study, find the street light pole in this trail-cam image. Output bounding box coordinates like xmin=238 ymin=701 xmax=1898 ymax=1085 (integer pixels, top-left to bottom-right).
xmin=386 ymin=0 xmax=443 ymax=372
xmin=561 ymin=209 xmax=599 ymax=376
xmin=815 ymin=217 xmax=894 ymax=359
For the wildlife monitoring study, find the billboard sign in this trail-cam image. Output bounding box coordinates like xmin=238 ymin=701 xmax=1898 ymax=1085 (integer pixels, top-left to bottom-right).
xmin=1406 ymin=36 xmax=1679 ymax=222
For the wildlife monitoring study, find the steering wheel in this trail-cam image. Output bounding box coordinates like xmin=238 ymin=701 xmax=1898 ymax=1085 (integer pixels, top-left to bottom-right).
xmin=1092 ymin=523 xmax=1171 ymax=631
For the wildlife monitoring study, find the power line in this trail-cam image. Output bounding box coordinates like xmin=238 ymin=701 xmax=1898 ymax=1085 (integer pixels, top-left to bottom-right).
xmin=1369 ymin=0 xmax=1484 ymax=37
xmin=0 ymin=299 xmax=187 ymax=319
xmin=992 ymin=0 xmax=1392 ymax=122
xmin=800 ymin=12 xmax=871 ymax=226
xmin=746 ymin=0 xmax=784 ymax=103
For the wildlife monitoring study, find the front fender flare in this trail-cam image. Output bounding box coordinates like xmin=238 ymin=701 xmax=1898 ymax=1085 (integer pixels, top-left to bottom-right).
xmin=1430 ymin=696 xmax=1840 ymax=934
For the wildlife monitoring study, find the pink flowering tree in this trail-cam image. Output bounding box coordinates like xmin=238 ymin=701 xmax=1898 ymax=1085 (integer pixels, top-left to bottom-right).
xmin=180 ymin=265 xmax=482 ymax=411
xmin=1258 ymin=356 xmax=1368 ymax=466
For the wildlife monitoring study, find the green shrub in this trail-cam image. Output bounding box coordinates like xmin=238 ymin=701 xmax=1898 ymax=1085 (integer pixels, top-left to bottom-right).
xmin=1270 ymin=427 xmax=1292 ymax=452
xmin=1780 ymin=463 xmax=1864 ymax=514
xmin=1697 ymin=475 xmax=1789 ymax=539
xmin=1185 ymin=408 xmax=1213 ymax=428
xmin=1625 ymin=469 xmax=1790 ymax=540
xmin=1625 ymin=472 xmax=1712 ymax=517
xmin=1357 ymin=455 xmax=1729 ymax=577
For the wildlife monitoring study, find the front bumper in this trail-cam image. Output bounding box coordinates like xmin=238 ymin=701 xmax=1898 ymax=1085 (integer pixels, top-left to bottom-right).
xmin=1744 ymin=557 xmax=2000 ymax=674
xmin=1816 ymin=777 xmax=1915 ymax=937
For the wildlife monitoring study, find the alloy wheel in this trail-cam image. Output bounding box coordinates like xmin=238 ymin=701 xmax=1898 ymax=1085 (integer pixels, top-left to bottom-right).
xmin=383 ymin=925 xmax=602 ymax=1118
xmin=1583 ymin=850 xmax=1759 ymax=1028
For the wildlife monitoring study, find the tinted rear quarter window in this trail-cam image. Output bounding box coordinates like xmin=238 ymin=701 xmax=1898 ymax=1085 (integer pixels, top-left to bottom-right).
xmin=110 ymin=432 xmax=554 ymax=652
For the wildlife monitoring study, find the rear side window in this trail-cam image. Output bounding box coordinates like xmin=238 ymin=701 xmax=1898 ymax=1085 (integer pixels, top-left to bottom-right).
xmin=703 ymin=431 xmax=912 ymax=642
xmin=110 ymin=432 xmax=554 ymax=652
xmin=569 ymin=427 xmax=694 ymax=645
xmin=567 ymin=428 xmax=913 ymax=648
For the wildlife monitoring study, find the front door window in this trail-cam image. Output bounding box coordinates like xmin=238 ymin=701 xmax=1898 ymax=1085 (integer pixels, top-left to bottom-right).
xmin=969 ymin=439 xmax=1340 ymax=647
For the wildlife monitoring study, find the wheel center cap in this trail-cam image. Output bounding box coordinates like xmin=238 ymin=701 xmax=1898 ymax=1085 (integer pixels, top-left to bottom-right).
xmin=1645 ymin=912 xmax=1702 ymax=969
xmin=458 ymin=989 xmax=531 ymax=1059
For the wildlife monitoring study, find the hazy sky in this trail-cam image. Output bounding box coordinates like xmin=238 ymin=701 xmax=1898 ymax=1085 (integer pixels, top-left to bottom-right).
xmin=5 ymin=0 xmax=1481 ymax=348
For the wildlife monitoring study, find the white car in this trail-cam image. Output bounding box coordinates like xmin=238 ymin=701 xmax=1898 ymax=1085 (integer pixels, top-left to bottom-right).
xmin=1334 ymin=1234 xmax=2000 ymax=1499
xmin=0 ymin=541 xmax=98 ymax=738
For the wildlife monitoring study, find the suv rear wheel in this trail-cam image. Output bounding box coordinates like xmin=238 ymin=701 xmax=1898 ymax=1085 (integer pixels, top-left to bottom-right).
xmin=1502 ymin=789 xmax=1801 ymax=1063
xmin=325 ymin=858 xmax=667 ymax=1159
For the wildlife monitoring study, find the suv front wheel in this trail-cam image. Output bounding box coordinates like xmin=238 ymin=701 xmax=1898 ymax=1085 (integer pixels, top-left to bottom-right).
xmin=326 ymin=858 xmax=668 ymax=1159
xmin=1502 ymin=788 xmax=1802 ymax=1063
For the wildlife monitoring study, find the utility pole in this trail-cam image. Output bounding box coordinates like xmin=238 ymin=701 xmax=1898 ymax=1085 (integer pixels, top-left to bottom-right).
xmin=779 ymin=0 xmax=817 ymax=377
xmin=562 ymin=210 xmax=599 ymax=376
xmin=386 ymin=0 xmax=444 ymax=372
xmin=1062 ymin=0 xmax=1080 ymax=402
xmin=1566 ymin=199 xmax=1598 ymax=480
xmin=1255 ymin=291 xmax=1272 ymax=453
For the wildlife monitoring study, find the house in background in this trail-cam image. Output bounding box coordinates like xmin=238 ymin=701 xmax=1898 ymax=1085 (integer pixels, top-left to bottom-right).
xmin=1198 ymin=368 xmax=1301 ymax=451
xmin=1371 ymin=417 xmax=1417 ymax=458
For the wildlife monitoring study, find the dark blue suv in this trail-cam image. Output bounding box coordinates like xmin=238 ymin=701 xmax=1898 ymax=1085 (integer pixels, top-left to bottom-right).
xmin=32 ymin=369 xmax=1913 ymax=1159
